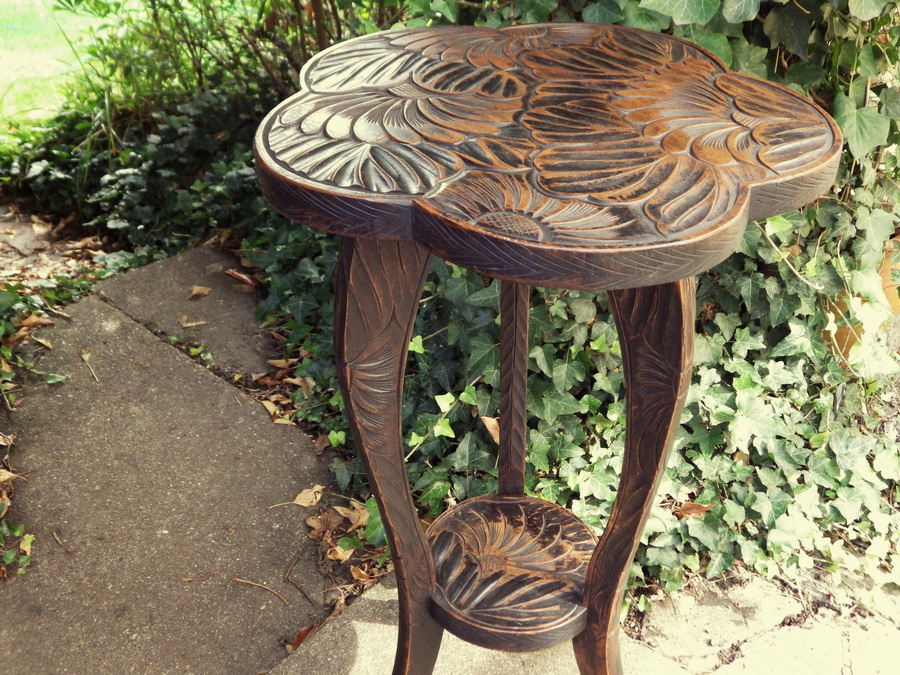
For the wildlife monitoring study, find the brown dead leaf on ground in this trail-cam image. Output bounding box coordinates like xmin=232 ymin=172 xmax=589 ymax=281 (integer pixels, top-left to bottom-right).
xmin=674 ymin=502 xmax=717 ymax=519
xmin=0 ymin=469 xmax=22 ymax=483
xmin=314 ymin=434 xmax=331 ymax=455
xmin=294 ymin=485 xmax=326 ymax=506
xmin=481 ymin=416 xmax=501 ymax=444
xmin=286 ymin=597 xmax=346 ymax=653
xmin=225 ymin=268 xmax=257 ymax=287
xmin=18 ymin=314 xmax=54 ymax=328
xmin=266 ymin=358 xmax=298 ymax=369
xmin=178 ymin=314 xmax=208 ymax=328
xmin=326 ymin=544 xmax=355 ymax=562
xmin=31 ymin=336 xmax=52 ymax=349
xmin=332 ymin=502 xmax=368 ymax=531
xmin=305 ymin=507 xmax=345 ymax=543
xmin=187 ymin=285 xmax=212 ymax=299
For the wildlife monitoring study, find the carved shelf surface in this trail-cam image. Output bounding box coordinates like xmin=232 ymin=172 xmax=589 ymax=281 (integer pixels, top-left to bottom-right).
xmin=425 ymin=495 xmax=598 ymax=652
xmin=256 ymin=23 xmax=842 ymax=290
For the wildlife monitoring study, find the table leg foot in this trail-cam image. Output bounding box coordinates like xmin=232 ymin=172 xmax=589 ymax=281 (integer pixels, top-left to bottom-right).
xmin=334 ymin=236 xmax=444 ymax=675
xmin=573 ymin=279 xmax=695 ymax=675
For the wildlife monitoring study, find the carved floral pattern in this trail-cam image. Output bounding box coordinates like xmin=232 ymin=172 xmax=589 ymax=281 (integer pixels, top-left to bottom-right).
xmin=426 ymin=495 xmax=598 ymax=650
xmin=257 ymin=23 xmax=840 ymax=259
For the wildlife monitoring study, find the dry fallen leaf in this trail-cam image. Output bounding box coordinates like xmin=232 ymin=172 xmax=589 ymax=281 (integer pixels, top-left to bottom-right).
xmin=18 ymin=314 xmax=54 ymax=328
xmin=305 ymin=507 xmax=345 ymax=542
xmin=178 ymin=314 xmax=208 ymax=328
xmin=294 ymin=485 xmax=326 ymax=506
xmin=187 ymin=285 xmax=212 ymax=299
xmin=225 ymin=268 xmax=257 ymax=287
xmin=326 ymin=545 xmax=355 ymax=562
xmin=266 ymin=358 xmax=298 ymax=368
xmin=32 ymin=336 xmax=52 ymax=350
xmin=674 ymin=502 xmax=717 ymax=519
xmin=733 ymin=451 xmax=751 ymax=465
xmin=332 ymin=503 xmax=369 ymax=531
xmin=314 ymin=434 xmax=331 ymax=455
xmin=0 ymin=469 xmax=21 ymax=483
xmin=481 ymin=416 xmax=501 ymax=444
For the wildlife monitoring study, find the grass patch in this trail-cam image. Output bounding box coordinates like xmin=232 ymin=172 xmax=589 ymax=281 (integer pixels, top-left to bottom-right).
xmin=0 ymin=0 xmax=100 ymax=140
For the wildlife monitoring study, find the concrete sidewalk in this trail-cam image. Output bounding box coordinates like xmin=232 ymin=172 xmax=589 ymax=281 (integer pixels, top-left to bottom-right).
xmin=1 ymin=244 xmax=897 ymax=674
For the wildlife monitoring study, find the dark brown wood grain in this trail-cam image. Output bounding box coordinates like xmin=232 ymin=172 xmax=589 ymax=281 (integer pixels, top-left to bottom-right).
xmin=426 ymin=494 xmax=598 ymax=652
xmin=254 ymin=22 xmax=843 ymax=675
xmin=498 ymin=281 xmax=530 ymax=497
xmin=573 ymin=279 xmax=695 ymax=675
xmin=256 ymin=23 xmax=841 ymax=289
xmin=333 ymin=237 xmax=444 ymax=674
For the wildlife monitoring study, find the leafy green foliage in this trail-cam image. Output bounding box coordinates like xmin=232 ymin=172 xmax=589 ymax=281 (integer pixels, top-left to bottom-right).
xmin=0 ymin=519 xmax=33 ymax=577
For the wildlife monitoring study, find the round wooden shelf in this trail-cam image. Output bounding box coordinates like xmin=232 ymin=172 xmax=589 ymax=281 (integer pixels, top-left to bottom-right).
xmin=425 ymin=494 xmax=598 ymax=652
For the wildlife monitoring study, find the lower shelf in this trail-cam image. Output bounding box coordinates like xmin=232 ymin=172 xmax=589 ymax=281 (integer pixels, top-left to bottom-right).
xmin=425 ymin=494 xmax=598 ymax=652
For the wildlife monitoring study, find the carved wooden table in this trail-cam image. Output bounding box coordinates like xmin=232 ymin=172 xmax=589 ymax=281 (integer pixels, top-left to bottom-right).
xmin=254 ymin=24 xmax=841 ymax=675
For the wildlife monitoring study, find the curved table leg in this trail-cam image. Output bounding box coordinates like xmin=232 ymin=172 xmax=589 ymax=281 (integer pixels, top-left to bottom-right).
xmin=334 ymin=236 xmax=444 ymax=675
xmin=573 ymin=278 xmax=695 ymax=675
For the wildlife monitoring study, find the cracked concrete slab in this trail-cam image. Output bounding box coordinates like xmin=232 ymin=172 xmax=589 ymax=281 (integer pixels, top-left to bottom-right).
xmin=1 ymin=254 xmax=334 ymax=673
xmin=96 ymin=246 xmax=279 ymax=376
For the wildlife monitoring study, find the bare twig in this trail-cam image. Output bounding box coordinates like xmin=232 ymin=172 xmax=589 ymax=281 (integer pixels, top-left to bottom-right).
xmin=232 ymin=576 xmax=291 ymax=606
xmin=52 ymin=531 xmax=74 ymax=553
xmin=284 ymin=549 xmax=320 ymax=609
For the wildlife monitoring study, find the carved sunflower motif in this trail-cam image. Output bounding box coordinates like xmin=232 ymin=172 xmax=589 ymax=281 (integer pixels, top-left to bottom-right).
xmin=427 ymin=171 xmax=644 ymax=244
xmin=518 ymin=29 xmax=838 ymax=236
xmin=427 ymin=496 xmax=597 ymax=633
xmin=264 ymin=27 xmax=532 ymax=196
xmin=257 ymin=23 xmax=841 ymax=281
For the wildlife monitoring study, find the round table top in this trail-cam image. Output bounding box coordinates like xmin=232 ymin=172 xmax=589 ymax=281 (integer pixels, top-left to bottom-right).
xmin=255 ymin=23 xmax=842 ymax=289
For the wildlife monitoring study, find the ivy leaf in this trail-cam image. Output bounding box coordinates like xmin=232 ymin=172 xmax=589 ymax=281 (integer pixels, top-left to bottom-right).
xmin=432 ymin=418 xmax=455 ymax=438
xmin=706 ymin=548 xmax=734 ymax=578
xmin=420 ymin=479 xmax=451 ymax=513
xmin=848 ymin=0 xmax=889 ymax=21
xmin=731 ymin=37 xmax=768 ymax=78
xmin=873 ymin=444 xmax=900 ymax=480
xmin=829 ymin=428 xmax=876 ymax=472
xmin=881 ymin=87 xmax=900 ymax=120
xmin=696 ymin=34 xmax=733 ymax=67
xmin=465 ymin=280 xmax=500 ymax=309
xmin=833 ymin=92 xmax=891 ymax=159
xmin=446 ymin=434 xmax=491 ymax=472
xmin=686 ymin=514 xmax=727 ymax=550
xmin=364 ymin=498 xmax=386 ymax=547
xmin=622 ymin=0 xmax=671 ymax=31
xmin=434 ymin=392 xmax=455 ymax=413
xmin=770 ymin=319 xmax=815 ymax=358
xmin=640 ymin=0 xmax=719 ymax=24
xmin=763 ymin=3 xmax=814 ymax=58
xmin=552 ymin=358 xmax=586 ymax=394
xmin=731 ymin=328 xmax=766 ymax=359
xmin=749 ymin=488 xmax=791 ymax=527
xmin=805 ymin=450 xmax=841 ymax=489
xmin=583 ymin=0 xmax=625 ymax=23
xmin=722 ymin=0 xmax=759 ymax=23
xmin=731 ymin=391 xmax=784 ymax=449
xmin=768 ymin=291 xmax=801 ymax=327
